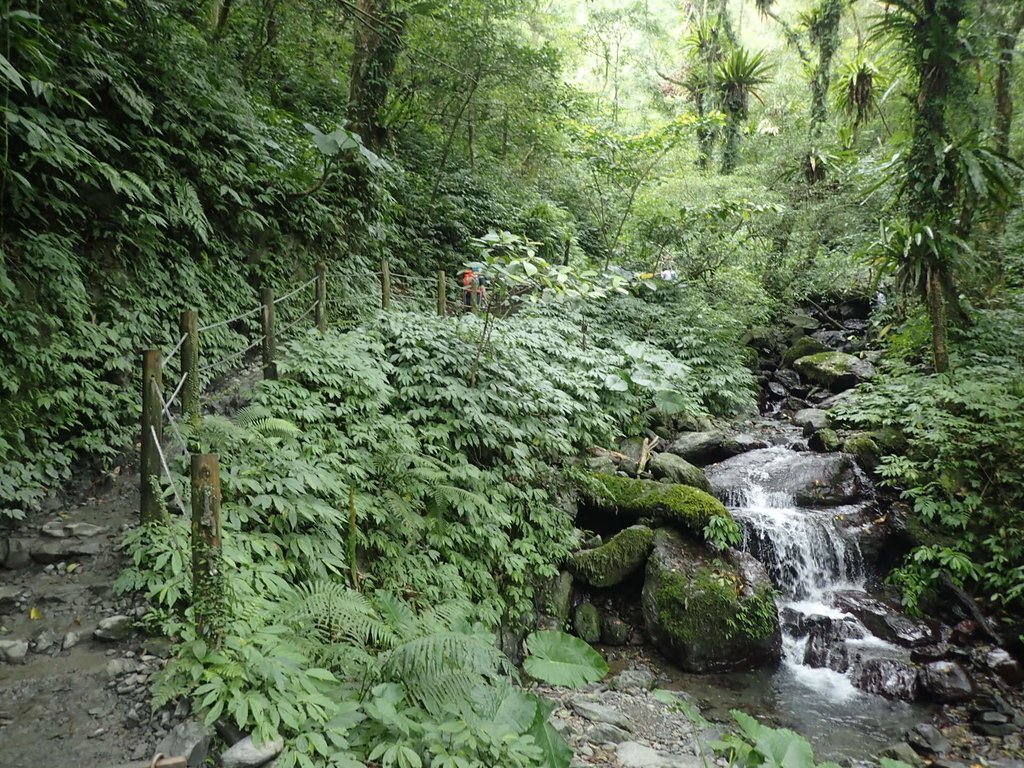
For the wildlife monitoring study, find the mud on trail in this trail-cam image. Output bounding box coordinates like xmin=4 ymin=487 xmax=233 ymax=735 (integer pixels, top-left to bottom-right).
xmin=0 ymin=467 xmax=181 ymax=768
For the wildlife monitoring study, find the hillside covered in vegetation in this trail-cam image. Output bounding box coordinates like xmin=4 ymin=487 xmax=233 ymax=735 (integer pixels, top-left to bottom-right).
xmin=2 ymin=0 xmax=1024 ymax=766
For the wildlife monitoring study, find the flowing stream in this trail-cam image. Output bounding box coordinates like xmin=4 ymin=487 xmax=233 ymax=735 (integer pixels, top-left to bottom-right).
xmin=656 ymin=438 xmax=933 ymax=762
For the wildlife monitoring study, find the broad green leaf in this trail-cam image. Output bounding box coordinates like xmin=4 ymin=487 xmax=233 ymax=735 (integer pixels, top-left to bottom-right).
xmin=523 ymin=630 xmax=608 ymax=687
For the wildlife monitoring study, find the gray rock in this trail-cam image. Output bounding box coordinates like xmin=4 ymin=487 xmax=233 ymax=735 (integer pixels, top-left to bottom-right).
xmin=570 ymin=698 xmax=632 ymax=730
xmin=648 ymin=453 xmax=711 ymax=492
xmin=1 ymin=538 xmax=31 ymax=569
xmin=616 ymin=741 xmax=702 ymax=768
xmin=707 ymin=449 xmax=869 ymax=507
xmin=585 ymin=722 xmax=631 ymax=744
xmin=158 ymin=719 xmax=214 ymax=767
xmin=610 ymin=668 xmax=657 ymax=692
xmin=63 ymin=522 xmax=108 ymax=538
xmin=919 ymin=661 xmax=974 ymax=703
xmin=0 ymin=639 xmax=30 ymax=664
xmin=879 ymin=742 xmax=925 ymax=766
xmin=220 ymin=735 xmax=284 ymax=768
xmin=536 ymin=570 xmax=573 ymax=627
xmin=850 ymin=657 xmax=920 ymax=700
xmin=986 ymin=648 xmax=1022 ymax=685
xmin=572 ymin=603 xmax=601 ymax=644
xmin=41 ymin=521 xmax=69 ymax=538
xmin=32 ymin=628 xmax=59 ymax=654
xmin=793 ymin=408 xmax=829 ymax=435
xmin=62 ymin=631 xmax=81 ymax=651
xmin=94 ymin=615 xmax=133 ymax=641
xmin=831 ymin=592 xmax=940 ymax=647
xmin=0 ymin=585 xmax=21 ymax=612
xmin=794 ymin=351 xmax=875 ymax=393
xmin=665 ymin=431 xmax=735 ymax=466
xmin=601 ymin=615 xmax=630 ymax=646
xmin=906 ymin=723 xmax=951 ymax=755
xmin=30 ymin=539 xmax=103 ymax=564
xmin=105 ymin=658 xmax=142 ymax=677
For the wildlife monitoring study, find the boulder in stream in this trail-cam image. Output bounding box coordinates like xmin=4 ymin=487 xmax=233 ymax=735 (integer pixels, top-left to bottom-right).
xmin=706 ymin=448 xmax=870 ymax=507
xmin=792 ymin=408 xmax=829 ymax=435
xmin=782 ymin=336 xmax=830 ymax=367
xmin=583 ymin=474 xmax=736 ymax=540
xmin=918 ymin=660 xmax=974 ymax=703
xmin=648 ymin=452 xmax=710 ymax=492
xmin=793 ymin=351 xmax=875 ymax=393
xmin=664 ymin=431 xmax=763 ymax=465
xmin=832 ymin=591 xmax=940 ymax=647
xmin=641 ymin=529 xmax=781 ymax=673
xmin=850 ymin=657 xmax=920 ymax=700
xmin=570 ymin=525 xmax=654 ymax=588
xmin=802 ymin=614 xmax=865 ymax=673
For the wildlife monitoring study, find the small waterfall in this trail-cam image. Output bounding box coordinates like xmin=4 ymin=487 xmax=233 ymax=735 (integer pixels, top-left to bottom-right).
xmin=723 ymin=478 xmax=876 ymax=700
xmin=729 ymin=485 xmax=864 ymax=602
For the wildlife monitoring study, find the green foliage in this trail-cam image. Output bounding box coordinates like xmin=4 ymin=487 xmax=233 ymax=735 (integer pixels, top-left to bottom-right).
xmin=832 ymin=301 xmax=1024 ymax=610
xmin=713 ymin=710 xmax=843 ymax=768
xmin=522 ymin=631 xmax=610 ymax=687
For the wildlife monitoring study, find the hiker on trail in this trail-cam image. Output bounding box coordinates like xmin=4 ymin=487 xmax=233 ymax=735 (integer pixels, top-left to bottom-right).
xmin=475 ymin=267 xmax=489 ymax=308
xmin=462 ymin=266 xmax=478 ymax=307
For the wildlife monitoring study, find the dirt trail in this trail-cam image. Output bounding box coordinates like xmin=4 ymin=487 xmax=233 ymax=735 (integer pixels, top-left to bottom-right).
xmin=0 ymin=468 xmax=174 ymax=768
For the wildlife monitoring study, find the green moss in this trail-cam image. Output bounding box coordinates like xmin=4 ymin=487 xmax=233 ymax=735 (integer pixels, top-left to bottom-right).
xmin=656 ymin=566 xmax=777 ymax=645
xmin=809 ymin=428 xmax=840 ymax=453
xmin=588 ymin=473 xmax=734 ymax=540
xmin=570 ymin=525 xmax=654 ymax=588
xmin=842 ymin=433 xmax=880 ymax=470
xmin=573 ymin=602 xmax=601 ymax=643
xmin=782 ymin=336 xmax=829 ymax=367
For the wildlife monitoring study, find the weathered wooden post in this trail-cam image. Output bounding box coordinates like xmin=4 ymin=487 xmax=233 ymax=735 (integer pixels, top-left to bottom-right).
xmin=437 ymin=270 xmax=447 ymax=317
xmin=191 ymin=453 xmax=222 ymax=643
xmin=140 ymin=349 xmax=163 ymax=524
xmin=381 ymin=258 xmax=391 ymax=311
xmin=180 ymin=310 xmax=200 ymax=429
xmin=260 ymin=288 xmax=277 ymax=380
xmin=315 ymin=262 xmax=327 ymax=333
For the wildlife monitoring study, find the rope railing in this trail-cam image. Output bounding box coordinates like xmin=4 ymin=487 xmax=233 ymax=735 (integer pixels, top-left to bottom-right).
xmin=275 ymin=274 xmax=319 ymax=306
xmin=197 ymin=303 xmax=262 ymax=333
xmin=150 ymin=425 xmax=186 ymax=512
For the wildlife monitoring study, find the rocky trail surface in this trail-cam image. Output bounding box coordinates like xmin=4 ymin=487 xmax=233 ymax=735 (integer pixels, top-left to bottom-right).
xmin=0 ymin=468 xmax=191 ymax=768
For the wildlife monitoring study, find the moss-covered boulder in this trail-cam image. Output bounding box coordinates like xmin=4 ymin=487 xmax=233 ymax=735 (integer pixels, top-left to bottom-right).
xmin=602 ymin=614 xmax=631 ymax=645
xmin=841 ymin=433 xmax=879 ymax=469
xmin=782 ymin=336 xmax=830 ymax=367
xmin=793 ymin=352 xmax=875 ymax=393
xmin=570 ymin=525 xmax=654 ymax=588
xmin=809 ymin=428 xmax=841 ymax=453
xmin=536 ymin=570 xmax=574 ymax=626
xmin=585 ymin=473 xmax=736 ymax=540
xmin=648 ymin=453 xmax=711 ymax=492
xmin=641 ymin=529 xmax=781 ymax=673
xmin=573 ymin=602 xmax=601 ymax=643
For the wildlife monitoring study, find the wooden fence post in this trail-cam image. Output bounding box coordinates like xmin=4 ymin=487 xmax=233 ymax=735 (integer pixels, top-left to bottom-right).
xmin=180 ymin=310 xmax=200 ymax=429
xmin=381 ymin=258 xmax=391 ymax=311
xmin=191 ymin=453 xmax=222 ymax=643
xmin=315 ymin=262 xmax=327 ymax=333
xmin=260 ymin=288 xmax=277 ymax=380
xmin=437 ymin=270 xmax=447 ymax=317
xmin=140 ymin=349 xmax=163 ymax=524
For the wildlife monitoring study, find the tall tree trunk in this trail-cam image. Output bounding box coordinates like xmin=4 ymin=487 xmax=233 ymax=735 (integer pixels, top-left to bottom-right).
xmin=927 ymin=266 xmax=949 ymax=373
xmin=349 ymin=0 xmax=405 ymax=151
xmin=994 ymin=9 xmax=1024 ymax=158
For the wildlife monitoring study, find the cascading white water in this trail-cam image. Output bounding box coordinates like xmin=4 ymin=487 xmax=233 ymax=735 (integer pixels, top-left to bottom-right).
xmin=725 ymin=482 xmax=874 ymax=701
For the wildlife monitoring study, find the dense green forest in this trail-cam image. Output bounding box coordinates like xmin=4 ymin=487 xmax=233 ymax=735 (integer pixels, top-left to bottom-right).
xmin=2 ymin=0 xmax=1024 ymax=765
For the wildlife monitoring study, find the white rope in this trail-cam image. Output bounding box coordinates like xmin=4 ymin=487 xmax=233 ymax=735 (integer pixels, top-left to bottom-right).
xmin=198 ymin=304 xmax=262 ymax=333
xmin=276 ymin=302 xmax=317 ymax=338
xmin=275 ymin=275 xmax=319 ymax=306
xmin=155 ymin=383 xmax=190 ymax=457
xmin=161 ymin=334 xmax=188 ymax=368
xmin=150 ymin=425 xmax=186 ymax=512
xmin=165 ymin=371 xmax=189 ymax=411
xmin=206 ymin=334 xmax=265 ymax=374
